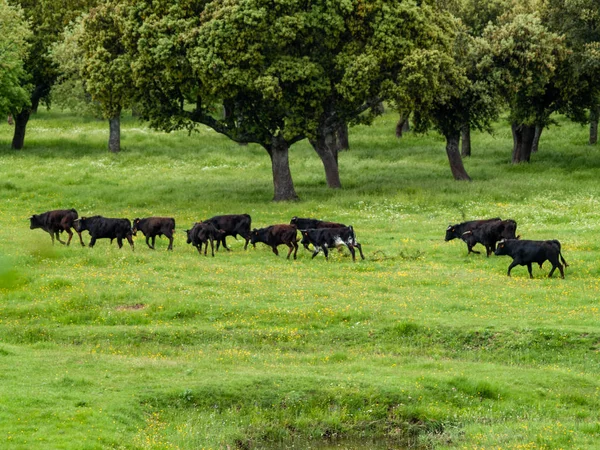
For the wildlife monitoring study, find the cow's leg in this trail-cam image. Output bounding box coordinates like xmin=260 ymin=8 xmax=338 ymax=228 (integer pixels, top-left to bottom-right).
xmin=145 ymin=236 xmax=153 ymax=249
xmin=285 ymin=243 xmax=293 ymax=259
xmin=49 ymin=231 xmax=55 ymax=245
xmin=347 ymin=244 xmax=356 ymax=262
xmin=355 ymin=243 xmax=365 ymax=260
xmin=76 ymin=230 xmax=85 ymax=247
xmin=209 ymin=239 xmax=214 ymax=257
xmin=292 ymin=241 xmax=298 ymax=260
xmin=243 ymin=237 xmax=249 ymax=250
xmin=272 ymin=245 xmax=279 ymax=256
xmin=467 ymin=243 xmax=480 ymax=255
xmin=558 ymin=263 xmax=565 ymax=278
xmin=89 ymin=236 xmax=97 ymax=248
xmin=65 ymin=228 xmax=73 ymax=246
xmin=55 ymin=231 xmax=67 ymax=245
xmin=527 ymin=263 xmax=534 ymax=279
xmin=165 ymin=232 xmax=174 ymax=251
xmin=507 ymin=261 xmax=518 ymax=277
xmin=311 ymin=247 xmax=321 ymax=259
xmin=323 ymin=246 xmax=329 ymax=259
xmin=117 ymin=237 xmax=124 ymax=249
xmin=196 ymin=243 xmax=203 ymax=255
xmin=127 ymin=235 xmax=134 ymax=251
xmin=151 ymin=236 xmax=156 ymax=249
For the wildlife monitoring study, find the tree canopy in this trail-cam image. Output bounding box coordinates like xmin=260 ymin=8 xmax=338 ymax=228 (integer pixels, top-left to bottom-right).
xmin=0 ymin=0 xmax=30 ymax=117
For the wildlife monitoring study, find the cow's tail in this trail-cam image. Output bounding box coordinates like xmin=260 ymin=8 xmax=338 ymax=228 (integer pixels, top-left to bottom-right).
xmin=559 ymin=251 xmax=568 ymax=268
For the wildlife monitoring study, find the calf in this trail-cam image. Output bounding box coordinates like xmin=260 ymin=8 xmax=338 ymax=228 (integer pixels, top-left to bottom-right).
xmin=460 ymin=219 xmax=518 ymax=257
xmin=300 ymin=226 xmax=365 ymax=261
xmin=132 ymin=217 xmax=175 ymax=251
xmin=74 ymin=216 xmax=134 ymax=250
xmin=186 ymin=222 xmax=222 ymax=257
xmin=250 ymin=224 xmax=299 ymax=259
xmin=445 ymin=218 xmax=501 ymax=255
xmin=29 ymin=208 xmax=85 ymax=246
xmin=494 ymin=239 xmax=568 ymax=278
xmin=203 ymin=214 xmax=252 ymax=251
xmin=290 ymin=217 xmax=346 ymax=250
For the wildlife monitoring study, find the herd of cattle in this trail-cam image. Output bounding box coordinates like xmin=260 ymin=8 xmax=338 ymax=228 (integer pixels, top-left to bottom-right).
xmin=445 ymin=218 xmax=568 ymax=278
xmin=28 ymin=209 xmax=569 ymax=277
xmin=28 ymin=209 xmax=365 ymax=262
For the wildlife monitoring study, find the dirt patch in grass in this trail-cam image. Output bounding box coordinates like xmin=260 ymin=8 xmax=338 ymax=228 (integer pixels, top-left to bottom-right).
xmin=116 ymin=303 xmax=146 ymax=311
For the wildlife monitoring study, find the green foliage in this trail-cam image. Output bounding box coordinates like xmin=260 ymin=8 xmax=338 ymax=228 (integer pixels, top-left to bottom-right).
xmin=1 ymin=109 xmax=600 ymax=448
xmin=79 ymin=2 xmax=132 ymax=119
xmin=480 ymin=13 xmax=568 ymax=126
xmin=50 ymin=15 xmax=102 ymax=118
xmin=0 ymin=0 xmax=30 ymax=116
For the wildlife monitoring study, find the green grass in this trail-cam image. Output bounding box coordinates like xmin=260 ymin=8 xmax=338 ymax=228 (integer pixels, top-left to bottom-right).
xmin=1 ymin=109 xmax=599 ymax=449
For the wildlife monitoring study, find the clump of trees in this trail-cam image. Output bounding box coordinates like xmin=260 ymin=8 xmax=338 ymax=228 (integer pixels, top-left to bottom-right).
xmin=3 ymin=0 xmax=599 ymax=198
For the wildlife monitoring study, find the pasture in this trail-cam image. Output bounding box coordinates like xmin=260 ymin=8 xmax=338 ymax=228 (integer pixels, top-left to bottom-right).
xmin=1 ymin=110 xmax=599 ymax=449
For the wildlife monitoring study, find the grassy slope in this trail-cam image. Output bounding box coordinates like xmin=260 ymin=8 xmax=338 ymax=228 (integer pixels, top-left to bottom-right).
xmin=0 ymin=110 xmax=599 ymax=449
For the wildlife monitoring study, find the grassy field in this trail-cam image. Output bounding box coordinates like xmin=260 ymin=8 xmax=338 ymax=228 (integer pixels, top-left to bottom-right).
xmin=1 ymin=109 xmax=599 ymax=449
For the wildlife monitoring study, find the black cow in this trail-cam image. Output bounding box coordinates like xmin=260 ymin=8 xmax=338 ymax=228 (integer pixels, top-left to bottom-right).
xmin=445 ymin=218 xmax=502 ymax=255
xmin=74 ymin=216 xmax=134 ymax=250
xmin=290 ymin=217 xmax=346 ymax=250
xmin=203 ymin=214 xmax=252 ymax=251
xmin=460 ymin=219 xmax=518 ymax=257
xmin=29 ymin=208 xmax=85 ymax=246
xmin=132 ymin=217 xmax=175 ymax=251
xmin=300 ymin=226 xmax=365 ymax=261
xmin=250 ymin=224 xmax=299 ymax=259
xmin=186 ymin=222 xmax=222 ymax=257
xmin=494 ymin=239 xmax=569 ymax=278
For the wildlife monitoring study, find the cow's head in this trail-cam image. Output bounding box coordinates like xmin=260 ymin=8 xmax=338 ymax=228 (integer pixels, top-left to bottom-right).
xmin=185 ymin=229 xmax=193 ymax=244
xmin=29 ymin=214 xmax=42 ymax=230
xmin=445 ymin=224 xmax=457 ymax=241
xmin=132 ymin=218 xmax=141 ymax=236
xmin=494 ymin=239 xmax=509 ymax=256
xmin=73 ymin=217 xmax=87 ymax=233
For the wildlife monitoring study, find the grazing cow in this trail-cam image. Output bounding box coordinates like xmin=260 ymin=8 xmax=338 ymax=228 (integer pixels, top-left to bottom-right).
xmin=250 ymin=224 xmax=299 ymax=259
xmin=300 ymin=226 xmax=365 ymax=261
xmin=186 ymin=222 xmax=222 ymax=256
xmin=29 ymin=208 xmax=85 ymax=246
xmin=445 ymin=218 xmax=502 ymax=255
xmin=132 ymin=217 xmax=175 ymax=251
xmin=290 ymin=217 xmax=346 ymax=249
xmin=203 ymin=214 xmax=252 ymax=251
xmin=460 ymin=219 xmax=518 ymax=257
xmin=74 ymin=216 xmax=134 ymax=250
xmin=494 ymin=239 xmax=568 ymax=278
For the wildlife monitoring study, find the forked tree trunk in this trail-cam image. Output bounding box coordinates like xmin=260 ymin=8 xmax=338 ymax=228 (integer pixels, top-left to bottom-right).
xmin=590 ymin=107 xmax=599 ymax=145
xmin=532 ymin=125 xmax=543 ymax=153
xmin=268 ymin=135 xmax=298 ymax=201
xmin=108 ymin=113 xmax=121 ymax=153
xmin=11 ymin=108 xmax=31 ymax=149
xmin=461 ymin=124 xmax=471 ymax=157
xmin=445 ymin=132 xmax=471 ymax=181
xmin=310 ymin=129 xmax=342 ymax=189
xmin=396 ymin=112 xmax=410 ymax=138
xmin=511 ymin=123 xmax=536 ymax=163
xmin=336 ymin=122 xmax=349 ymax=152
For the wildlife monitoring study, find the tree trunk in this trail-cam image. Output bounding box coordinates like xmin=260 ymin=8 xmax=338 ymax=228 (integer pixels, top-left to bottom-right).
xmin=590 ymin=107 xmax=599 ymax=145
xmin=268 ymin=135 xmax=298 ymax=201
xmin=310 ymin=129 xmax=342 ymax=189
xmin=532 ymin=125 xmax=542 ymax=153
xmin=396 ymin=112 xmax=410 ymax=138
xmin=511 ymin=123 xmax=536 ymax=163
xmin=445 ymin=132 xmax=471 ymax=181
xmin=461 ymin=124 xmax=471 ymax=157
xmin=336 ymin=122 xmax=349 ymax=151
xmin=11 ymin=108 xmax=31 ymax=150
xmin=108 ymin=113 xmax=121 ymax=153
